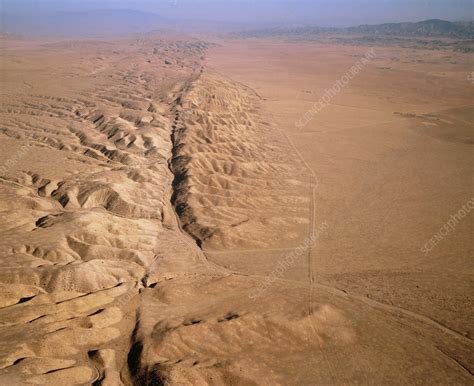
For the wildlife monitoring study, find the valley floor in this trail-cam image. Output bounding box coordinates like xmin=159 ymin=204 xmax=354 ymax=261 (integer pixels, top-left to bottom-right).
xmin=0 ymin=35 xmax=472 ymax=384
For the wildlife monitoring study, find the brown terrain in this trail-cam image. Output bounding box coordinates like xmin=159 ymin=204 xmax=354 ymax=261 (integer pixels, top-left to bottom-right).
xmin=0 ymin=32 xmax=472 ymax=385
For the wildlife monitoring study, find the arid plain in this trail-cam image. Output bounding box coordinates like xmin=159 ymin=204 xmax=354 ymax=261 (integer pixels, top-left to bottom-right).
xmin=0 ymin=32 xmax=472 ymax=385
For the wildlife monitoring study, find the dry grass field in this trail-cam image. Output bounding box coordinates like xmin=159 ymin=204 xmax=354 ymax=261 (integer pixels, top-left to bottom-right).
xmin=0 ymin=32 xmax=472 ymax=384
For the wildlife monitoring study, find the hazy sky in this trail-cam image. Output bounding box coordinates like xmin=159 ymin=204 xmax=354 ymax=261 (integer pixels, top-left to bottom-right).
xmin=1 ymin=0 xmax=473 ymax=30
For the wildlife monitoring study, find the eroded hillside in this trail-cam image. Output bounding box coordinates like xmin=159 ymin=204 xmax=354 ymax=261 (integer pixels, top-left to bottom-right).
xmin=0 ymin=35 xmax=472 ymax=385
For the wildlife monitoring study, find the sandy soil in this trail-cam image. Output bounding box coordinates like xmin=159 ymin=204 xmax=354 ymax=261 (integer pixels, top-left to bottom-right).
xmin=0 ymin=34 xmax=472 ymax=385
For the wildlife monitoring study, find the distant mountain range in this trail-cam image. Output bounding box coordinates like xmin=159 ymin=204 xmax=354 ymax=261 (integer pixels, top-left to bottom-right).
xmin=2 ymin=14 xmax=473 ymax=40
xmin=1 ymin=9 xmax=170 ymax=37
xmin=347 ymin=19 xmax=474 ymax=39
xmin=237 ymin=19 xmax=474 ymax=40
